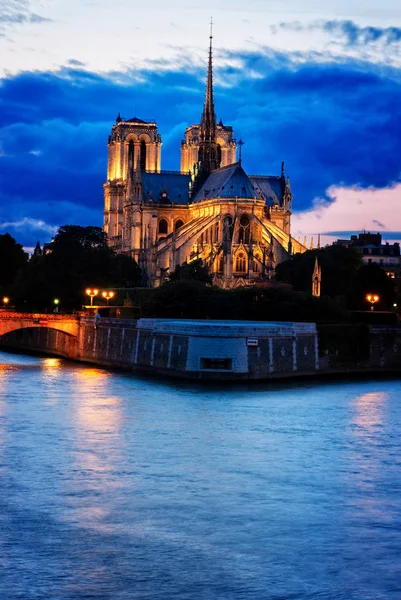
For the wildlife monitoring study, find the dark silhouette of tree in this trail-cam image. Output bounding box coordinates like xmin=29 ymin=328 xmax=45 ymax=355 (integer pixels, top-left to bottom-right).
xmin=0 ymin=233 xmax=28 ymax=296
xmin=169 ymin=259 xmax=213 ymax=284
xmin=347 ymin=263 xmax=395 ymax=311
xmin=12 ymin=225 xmax=141 ymax=311
xmin=276 ymin=246 xmax=362 ymax=298
xmin=138 ymin=281 xmax=348 ymax=322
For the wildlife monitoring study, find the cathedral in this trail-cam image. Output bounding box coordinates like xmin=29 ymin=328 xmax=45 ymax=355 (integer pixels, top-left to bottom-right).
xmin=103 ymin=33 xmax=305 ymax=288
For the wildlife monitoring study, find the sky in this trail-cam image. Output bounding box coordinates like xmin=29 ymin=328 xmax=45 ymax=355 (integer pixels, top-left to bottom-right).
xmin=1 ymin=0 xmax=401 ymax=249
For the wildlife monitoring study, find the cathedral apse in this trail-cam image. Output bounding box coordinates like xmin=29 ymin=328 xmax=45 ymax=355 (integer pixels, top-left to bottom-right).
xmin=103 ymin=32 xmax=306 ymax=288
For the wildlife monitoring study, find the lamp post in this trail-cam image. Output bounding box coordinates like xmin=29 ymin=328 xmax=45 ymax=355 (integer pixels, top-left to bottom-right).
xmin=102 ymin=291 xmax=115 ymax=306
xmin=2 ymin=296 xmax=9 ymax=309
xmin=53 ymin=298 xmax=60 ymax=313
xmin=366 ymin=293 xmax=379 ymax=311
xmin=86 ymin=288 xmax=98 ymax=306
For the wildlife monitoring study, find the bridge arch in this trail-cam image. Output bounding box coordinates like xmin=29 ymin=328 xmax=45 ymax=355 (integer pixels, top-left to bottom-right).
xmin=0 ymin=316 xmax=80 ymax=359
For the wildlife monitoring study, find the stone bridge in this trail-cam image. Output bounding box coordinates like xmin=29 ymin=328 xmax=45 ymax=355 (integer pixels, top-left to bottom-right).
xmin=0 ymin=313 xmax=80 ymax=338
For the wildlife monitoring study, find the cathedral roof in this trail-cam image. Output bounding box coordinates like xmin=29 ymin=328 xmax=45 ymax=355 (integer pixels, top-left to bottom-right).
xmin=192 ymin=163 xmax=286 ymax=206
xmin=125 ymin=116 xmax=149 ymax=124
xmin=142 ymin=171 xmax=191 ymax=204
xmin=193 ymin=162 xmax=256 ymax=202
xmin=248 ymin=176 xmax=284 ymax=206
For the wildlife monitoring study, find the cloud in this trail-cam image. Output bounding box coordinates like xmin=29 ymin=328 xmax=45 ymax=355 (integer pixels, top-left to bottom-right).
xmin=1 ymin=48 xmax=401 ymax=247
xmin=0 ymin=12 xmax=51 ymax=24
xmin=68 ymin=59 xmax=86 ymax=67
xmin=272 ymin=19 xmax=401 ymax=47
xmin=292 ymin=184 xmax=401 ymax=245
xmin=0 ymin=0 xmax=52 ymax=38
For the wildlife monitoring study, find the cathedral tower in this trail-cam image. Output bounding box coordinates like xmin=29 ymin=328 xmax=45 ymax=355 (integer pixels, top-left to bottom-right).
xmin=104 ymin=116 xmax=162 ymax=245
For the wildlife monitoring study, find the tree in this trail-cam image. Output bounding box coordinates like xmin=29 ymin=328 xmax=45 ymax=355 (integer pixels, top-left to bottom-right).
xmin=0 ymin=233 xmax=28 ymax=296
xmin=12 ymin=225 xmax=141 ymax=311
xmin=275 ymin=245 xmax=363 ymax=298
xmin=347 ymin=263 xmax=395 ymax=311
xmin=169 ymin=259 xmax=213 ymax=284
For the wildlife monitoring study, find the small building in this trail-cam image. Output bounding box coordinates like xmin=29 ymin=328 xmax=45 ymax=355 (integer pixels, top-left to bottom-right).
xmin=335 ymin=232 xmax=401 ymax=282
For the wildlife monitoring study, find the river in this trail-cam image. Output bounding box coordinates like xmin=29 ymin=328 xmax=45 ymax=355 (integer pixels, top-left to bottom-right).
xmin=0 ymin=349 xmax=400 ymax=599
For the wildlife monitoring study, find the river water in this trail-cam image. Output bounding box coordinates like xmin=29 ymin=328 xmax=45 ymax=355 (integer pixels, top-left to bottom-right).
xmin=0 ymin=349 xmax=400 ymax=600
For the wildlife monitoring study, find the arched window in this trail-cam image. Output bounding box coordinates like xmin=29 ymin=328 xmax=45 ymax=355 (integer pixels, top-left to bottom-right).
xmin=214 ymin=222 xmax=219 ymax=242
xmin=175 ymin=219 xmax=184 ymax=230
xmin=128 ymin=140 xmax=134 ymax=169
xmin=158 ymin=219 xmax=168 ymax=234
xmin=238 ymin=215 xmax=250 ymax=244
xmin=236 ymin=253 xmax=246 ymax=272
xmin=253 ymin=258 xmax=259 ymax=272
xmin=218 ymin=254 xmax=224 ymax=272
xmin=217 ymin=144 xmax=222 ymax=167
xmin=140 ymin=140 xmax=146 ymax=171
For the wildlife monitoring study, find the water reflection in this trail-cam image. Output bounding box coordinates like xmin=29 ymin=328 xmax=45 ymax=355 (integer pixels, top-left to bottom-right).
xmin=348 ymin=390 xmax=393 ymax=522
xmin=1 ymin=349 xmax=401 ymax=599
xmin=64 ymin=367 xmax=125 ymax=532
xmin=352 ymin=391 xmax=389 ymax=432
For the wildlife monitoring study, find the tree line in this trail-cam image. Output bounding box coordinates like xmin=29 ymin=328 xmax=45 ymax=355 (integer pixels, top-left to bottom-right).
xmin=0 ymin=226 xmax=397 ymax=320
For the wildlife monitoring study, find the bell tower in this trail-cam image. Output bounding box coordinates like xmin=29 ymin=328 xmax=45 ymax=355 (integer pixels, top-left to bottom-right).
xmin=104 ymin=116 xmax=162 ymax=248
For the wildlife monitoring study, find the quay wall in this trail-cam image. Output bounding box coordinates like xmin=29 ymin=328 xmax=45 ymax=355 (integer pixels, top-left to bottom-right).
xmin=1 ymin=318 xmax=401 ymax=380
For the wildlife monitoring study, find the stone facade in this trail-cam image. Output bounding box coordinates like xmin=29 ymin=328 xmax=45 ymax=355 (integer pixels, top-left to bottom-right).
xmin=103 ymin=35 xmax=307 ymax=288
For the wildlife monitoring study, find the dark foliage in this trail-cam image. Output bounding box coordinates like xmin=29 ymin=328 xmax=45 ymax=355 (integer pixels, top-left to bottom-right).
xmin=137 ymin=280 xmax=349 ymax=322
xmin=347 ymin=263 xmax=396 ymax=310
xmin=276 ymin=246 xmax=363 ymax=297
xmin=0 ymin=233 xmax=28 ymax=296
xmin=11 ymin=225 xmax=141 ymax=311
xmin=169 ymin=259 xmax=213 ymax=284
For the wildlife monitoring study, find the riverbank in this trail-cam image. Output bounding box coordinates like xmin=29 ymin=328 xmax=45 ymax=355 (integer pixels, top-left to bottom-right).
xmin=0 ymin=317 xmax=401 ymax=380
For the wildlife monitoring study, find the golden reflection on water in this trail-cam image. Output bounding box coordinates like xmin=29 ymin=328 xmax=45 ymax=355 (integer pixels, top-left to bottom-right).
xmin=64 ymin=367 xmax=125 ymax=531
xmin=349 ymin=390 xmax=390 ymax=517
xmin=41 ymin=357 xmax=62 ymax=372
xmin=351 ymin=391 xmax=388 ymax=432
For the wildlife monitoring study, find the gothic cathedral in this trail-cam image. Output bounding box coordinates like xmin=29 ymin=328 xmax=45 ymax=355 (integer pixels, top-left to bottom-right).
xmin=103 ymin=33 xmax=305 ymax=287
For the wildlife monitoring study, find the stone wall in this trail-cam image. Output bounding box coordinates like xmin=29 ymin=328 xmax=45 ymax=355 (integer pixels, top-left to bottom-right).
xmin=1 ymin=318 xmax=401 ymax=380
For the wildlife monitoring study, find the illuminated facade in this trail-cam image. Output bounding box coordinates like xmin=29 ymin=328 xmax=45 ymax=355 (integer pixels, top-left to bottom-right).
xmin=103 ymin=34 xmax=305 ymax=287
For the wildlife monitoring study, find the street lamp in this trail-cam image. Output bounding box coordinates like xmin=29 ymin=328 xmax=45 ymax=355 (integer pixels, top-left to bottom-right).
xmin=86 ymin=288 xmax=98 ymax=306
xmin=102 ymin=291 xmax=115 ymax=306
xmin=2 ymin=296 xmax=9 ymax=309
xmin=53 ymin=298 xmax=60 ymax=313
xmin=366 ymin=293 xmax=379 ymax=311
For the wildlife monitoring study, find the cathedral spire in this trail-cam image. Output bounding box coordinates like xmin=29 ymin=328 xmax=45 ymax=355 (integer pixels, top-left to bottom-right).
xmin=192 ymin=21 xmax=219 ymax=196
xmin=200 ymin=18 xmax=217 ymax=144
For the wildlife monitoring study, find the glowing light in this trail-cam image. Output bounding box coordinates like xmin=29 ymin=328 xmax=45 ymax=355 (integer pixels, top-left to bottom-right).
xmin=366 ymin=294 xmax=379 ymax=311
xmin=2 ymin=297 xmax=9 ymax=308
xmin=86 ymin=288 xmax=99 ymax=306
xmin=102 ymin=291 xmax=115 ymax=306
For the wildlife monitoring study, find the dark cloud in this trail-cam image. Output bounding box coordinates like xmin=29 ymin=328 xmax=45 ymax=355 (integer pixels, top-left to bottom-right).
xmin=68 ymin=59 xmax=86 ymax=67
xmin=324 ymin=230 xmax=401 ymax=239
xmin=323 ymin=20 xmax=401 ymax=46
xmin=273 ymin=19 xmax=401 ymax=47
xmin=1 ymin=49 xmax=401 ymax=247
xmin=0 ymin=12 xmax=51 ymax=24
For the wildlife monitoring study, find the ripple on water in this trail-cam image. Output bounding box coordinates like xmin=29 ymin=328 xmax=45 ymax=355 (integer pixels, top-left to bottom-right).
xmin=0 ymin=350 xmax=401 ymax=599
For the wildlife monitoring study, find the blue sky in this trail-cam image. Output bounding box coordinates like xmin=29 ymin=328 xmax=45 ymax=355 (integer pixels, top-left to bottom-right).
xmin=1 ymin=0 xmax=401 ymax=248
